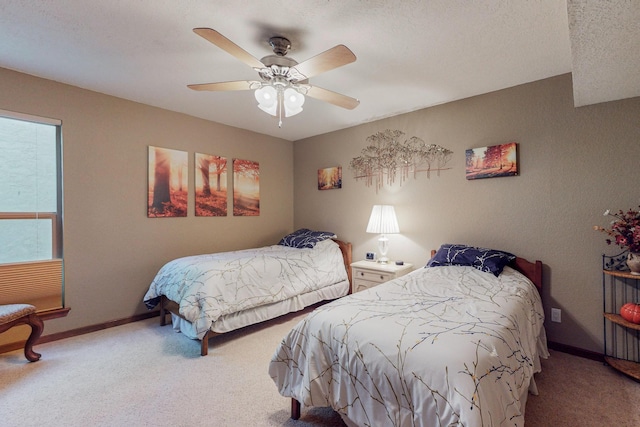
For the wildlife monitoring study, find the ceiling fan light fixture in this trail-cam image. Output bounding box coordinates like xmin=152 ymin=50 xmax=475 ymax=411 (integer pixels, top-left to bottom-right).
xmin=189 ymin=28 xmax=359 ymax=128
xmin=283 ymin=87 xmax=304 ymax=117
xmin=257 ymin=102 xmax=278 ymax=116
xmin=255 ymin=85 xmax=276 ymax=105
xmin=284 ymin=106 xmax=303 ymax=117
xmin=255 ymin=85 xmax=278 ymax=116
xmin=254 ymin=84 xmax=304 ymax=119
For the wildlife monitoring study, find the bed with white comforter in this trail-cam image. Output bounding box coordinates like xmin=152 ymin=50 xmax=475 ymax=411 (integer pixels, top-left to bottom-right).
xmin=269 ymin=262 xmax=547 ymax=427
xmin=144 ymin=237 xmax=350 ymax=349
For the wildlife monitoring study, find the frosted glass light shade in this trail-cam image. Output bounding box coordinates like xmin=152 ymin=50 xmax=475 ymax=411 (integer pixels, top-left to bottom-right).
xmin=283 ymin=87 xmax=304 ymax=117
xmin=255 ymin=85 xmax=304 ymax=118
xmin=255 ymin=86 xmax=278 ymax=116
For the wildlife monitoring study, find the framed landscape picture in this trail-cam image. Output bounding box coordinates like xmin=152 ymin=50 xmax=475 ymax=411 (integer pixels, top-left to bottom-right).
xmin=318 ymin=166 xmax=342 ymax=190
xmin=465 ymin=142 xmax=518 ymax=180
xmin=195 ymin=153 xmax=227 ymax=216
xmin=147 ymin=146 xmax=188 ymax=217
xmin=233 ymin=158 xmax=260 ymax=216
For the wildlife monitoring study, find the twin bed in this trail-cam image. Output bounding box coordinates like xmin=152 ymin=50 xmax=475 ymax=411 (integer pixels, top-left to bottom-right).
xmin=143 ymin=229 xmax=352 ymax=355
xmin=269 ymin=244 xmax=547 ymax=427
xmin=144 ymin=237 xmax=547 ymax=426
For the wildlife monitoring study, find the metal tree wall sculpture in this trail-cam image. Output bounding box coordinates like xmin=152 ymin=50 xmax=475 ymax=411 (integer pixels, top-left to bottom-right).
xmin=349 ymin=129 xmax=453 ymax=191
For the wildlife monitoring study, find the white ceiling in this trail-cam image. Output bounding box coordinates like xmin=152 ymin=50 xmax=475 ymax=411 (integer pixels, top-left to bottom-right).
xmin=0 ymin=1 xmax=638 ymax=141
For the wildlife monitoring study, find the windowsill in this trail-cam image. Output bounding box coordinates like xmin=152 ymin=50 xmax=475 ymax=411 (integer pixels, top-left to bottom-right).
xmin=38 ymin=307 xmax=71 ymax=321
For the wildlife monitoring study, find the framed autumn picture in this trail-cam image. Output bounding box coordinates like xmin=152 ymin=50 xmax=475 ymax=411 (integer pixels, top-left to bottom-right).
xmin=147 ymin=146 xmax=188 ymax=217
xmin=195 ymin=153 xmax=227 ymax=216
xmin=318 ymin=166 xmax=342 ymax=190
xmin=465 ymin=142 xmax=518 ymax=180
xmin=233 ymin=158 xmax=260 ymax=216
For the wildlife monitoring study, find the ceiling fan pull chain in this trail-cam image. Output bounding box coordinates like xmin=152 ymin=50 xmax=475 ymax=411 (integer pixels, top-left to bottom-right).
xmin=278 ymin=88 xmax=283 ymax=128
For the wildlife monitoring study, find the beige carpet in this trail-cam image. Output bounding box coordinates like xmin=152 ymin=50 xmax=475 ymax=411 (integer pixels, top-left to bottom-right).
xmin=1 ymin=307 xmax=639 ymax=426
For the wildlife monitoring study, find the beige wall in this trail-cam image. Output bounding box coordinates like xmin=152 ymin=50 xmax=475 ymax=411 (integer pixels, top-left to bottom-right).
xmin=0 ymin=67 xmax=294 ymax=339
xmin=3 ymin=68 xmax=639 ymax=354
xmin=293 ymin=74 xmax=640 ymax=353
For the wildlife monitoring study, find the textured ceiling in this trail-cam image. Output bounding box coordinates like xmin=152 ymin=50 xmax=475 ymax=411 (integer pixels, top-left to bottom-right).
xmin=568 ymin=0 xmax=640 ymax=107
xmin=0 ymin=1 xmax=637 ymax=141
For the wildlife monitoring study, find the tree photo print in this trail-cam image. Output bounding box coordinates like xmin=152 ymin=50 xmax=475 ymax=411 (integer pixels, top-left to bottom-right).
xmin=465 ymin=142 xmax=518 ymax=180
xmin=147 ymin=146 xmax=188 ymax=217
xmin=232 ymin=158 xmax=260 ymax=216
xmin=195 ymin=153 xmax=227 ymax=216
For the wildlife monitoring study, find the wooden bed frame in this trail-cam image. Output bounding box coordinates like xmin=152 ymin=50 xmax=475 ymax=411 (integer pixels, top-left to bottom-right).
xmin=425 ymin=249 xmax=543 ymax=292
xmin=289 ymin=252 xmax=543 ymax=420
xmin=510 ymin=256 xmax=543 ymax=292
xmin=159 ymin=239 xmax=353 ymax=356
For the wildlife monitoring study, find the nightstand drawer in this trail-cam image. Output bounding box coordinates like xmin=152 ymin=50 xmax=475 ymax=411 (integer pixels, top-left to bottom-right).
xmin=350 ymin=260 xmax=414 ymax=293
xmin=353 ymin=269 xmax=392 ymax=283
xmin=353 ymin=278 xmax=379 ymax=293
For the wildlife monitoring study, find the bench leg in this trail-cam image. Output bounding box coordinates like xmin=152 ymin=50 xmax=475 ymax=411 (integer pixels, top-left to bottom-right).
xmin=24 ymin=313 xmax=44 ymax=362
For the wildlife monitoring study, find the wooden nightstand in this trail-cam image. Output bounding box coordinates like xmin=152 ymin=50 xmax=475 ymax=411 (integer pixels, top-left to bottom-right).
xmin=350 ymin=260 xmax=414 ymax=293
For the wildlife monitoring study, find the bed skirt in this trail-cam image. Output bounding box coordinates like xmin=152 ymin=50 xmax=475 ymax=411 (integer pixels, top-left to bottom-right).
xmin=170 ymin=279 xmax=350 ymax=339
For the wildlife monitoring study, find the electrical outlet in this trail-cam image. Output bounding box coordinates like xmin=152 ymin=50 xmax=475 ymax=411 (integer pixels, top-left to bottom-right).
xmin=551 ymin=308 xmax=562 ymax=323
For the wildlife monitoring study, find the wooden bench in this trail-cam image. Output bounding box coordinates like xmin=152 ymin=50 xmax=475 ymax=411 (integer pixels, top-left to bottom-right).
xmin=0 ymin=304 xmax=44 ymax=362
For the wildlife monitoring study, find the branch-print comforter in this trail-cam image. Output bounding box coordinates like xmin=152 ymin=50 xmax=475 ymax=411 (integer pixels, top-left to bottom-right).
xmin=143 ymin=239 xmax=348 ymax=339
xmin=269 ymin=265 xmax=548 ymax=427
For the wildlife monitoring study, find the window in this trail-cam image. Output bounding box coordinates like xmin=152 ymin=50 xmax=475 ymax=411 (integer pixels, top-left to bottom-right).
xmin=0 ymin=109 xmax=64 ymax=312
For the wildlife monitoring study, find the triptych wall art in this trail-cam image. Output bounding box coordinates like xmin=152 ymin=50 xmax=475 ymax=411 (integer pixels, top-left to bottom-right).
xmin=147 ymin=146 xmax=259 ymax=218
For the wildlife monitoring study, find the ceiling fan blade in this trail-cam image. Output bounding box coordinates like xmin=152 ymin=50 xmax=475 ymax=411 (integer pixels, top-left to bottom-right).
xmin=306 ymin=86 xmax=360 ymax=110
xmin=193 ymin=28 xmax=264 ymax=69
xmin=290 ymin=45 xmax=356 ymax=80
xmin=187 ymin=81 xmax=257 ymax=91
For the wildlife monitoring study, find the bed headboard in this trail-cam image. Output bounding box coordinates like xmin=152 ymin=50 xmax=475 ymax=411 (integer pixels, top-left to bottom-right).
xmin=511 ymin=257 xmax=543 ymax=292
xmin=429 ymin=249 xmax=543 ymax=292
xmin=333 ymin=239 xmax=353 ymax=286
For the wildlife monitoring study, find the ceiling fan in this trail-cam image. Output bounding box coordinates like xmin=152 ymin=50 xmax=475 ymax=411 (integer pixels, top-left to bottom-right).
xmin=187 ymin=28 xmax=359 ymax=127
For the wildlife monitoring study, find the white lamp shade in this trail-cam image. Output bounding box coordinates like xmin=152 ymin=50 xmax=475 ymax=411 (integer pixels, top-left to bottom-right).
xmin=258 ymin=102 xmax=277 ymax=116
xmin=283 ymin=87 xmax=304 ymax=117
xmin=255 ymin=85 xmax=305 ymax=118
xmin=255 ymin=86 xmax=277 ymax=116
xmin=366 ymin=205 xmax=399 ymax=234
xmin=284 ymin=105 xmax=303 ymax=117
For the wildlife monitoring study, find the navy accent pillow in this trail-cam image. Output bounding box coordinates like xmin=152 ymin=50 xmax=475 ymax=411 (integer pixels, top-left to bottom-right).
xmin=278 ymin=228 xmax=337 ymax=249
xmin=426 ymin=244 xmax=516 ymax=277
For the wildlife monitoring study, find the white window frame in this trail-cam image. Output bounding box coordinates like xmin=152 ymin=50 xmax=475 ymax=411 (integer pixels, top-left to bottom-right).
xmin=0 ymin=109 xmax=64 ymax=311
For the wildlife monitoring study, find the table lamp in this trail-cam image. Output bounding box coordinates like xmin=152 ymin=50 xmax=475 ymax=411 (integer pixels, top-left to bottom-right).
xmin=366 ymin=205 xmax=399 ymax=263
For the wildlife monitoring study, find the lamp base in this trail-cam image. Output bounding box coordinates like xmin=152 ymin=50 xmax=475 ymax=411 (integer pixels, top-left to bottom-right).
xmin=377 ymin=235 xmax=390 ymax=264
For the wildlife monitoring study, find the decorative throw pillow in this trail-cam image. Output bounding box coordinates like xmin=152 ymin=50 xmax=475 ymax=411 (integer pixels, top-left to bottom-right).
xmin=426 ymin=243 xmax=516 ymax=276
xmin=278 ymin=228 xmax=337 ymax=249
